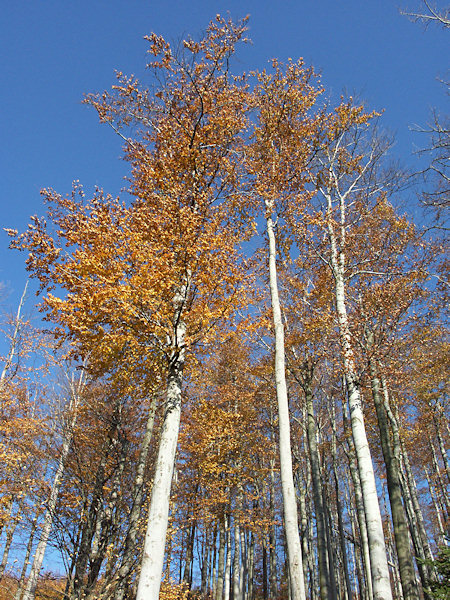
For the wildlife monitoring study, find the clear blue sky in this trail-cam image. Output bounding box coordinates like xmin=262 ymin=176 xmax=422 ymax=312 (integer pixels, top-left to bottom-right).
xmin=1 ymin=0 xmax=447 ymax=307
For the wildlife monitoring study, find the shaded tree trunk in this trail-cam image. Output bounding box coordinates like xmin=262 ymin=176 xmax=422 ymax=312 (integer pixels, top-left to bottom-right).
xmin=369 ymin=361 xmax=419 ymax=600
xmin=113 ymin=395 xmax=157 ymax=600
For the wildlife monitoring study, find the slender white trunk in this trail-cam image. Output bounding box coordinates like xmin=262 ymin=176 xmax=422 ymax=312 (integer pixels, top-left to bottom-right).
xmin=22 ymin=374 xmax=83 ymax=600
xmin=224 ymin=517 xmax=232 ymax=600
xmin=326 ymin=208 xmax=392 ymax=600
xmin=265 ymin=207 xmax=306 ymax=600
xmin=136 ymin=292 xmax=186 ymax=600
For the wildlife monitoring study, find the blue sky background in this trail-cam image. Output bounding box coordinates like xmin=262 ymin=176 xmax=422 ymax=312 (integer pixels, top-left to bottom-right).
xmin=1 ymin=1 xmax=448 ymax=313
xmin=0 ymin=0 xmax=447 ymax=576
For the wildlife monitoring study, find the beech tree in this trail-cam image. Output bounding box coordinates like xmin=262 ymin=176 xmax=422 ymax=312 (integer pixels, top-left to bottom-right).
xmin=9 ymin=16 xmax=250 ymax=598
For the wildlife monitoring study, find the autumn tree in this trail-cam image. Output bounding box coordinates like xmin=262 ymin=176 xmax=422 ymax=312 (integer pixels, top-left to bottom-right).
xmin=9 ymin=16 xmax=251 ymax=598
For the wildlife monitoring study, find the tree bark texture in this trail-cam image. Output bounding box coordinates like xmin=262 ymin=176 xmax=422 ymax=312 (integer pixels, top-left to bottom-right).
xmin=266 ymin=207 xmax=306 ymax=600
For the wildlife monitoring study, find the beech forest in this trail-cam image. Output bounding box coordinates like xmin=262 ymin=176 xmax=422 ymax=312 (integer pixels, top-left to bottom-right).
xmin=0 ymin=8 xmax=448 ymax=600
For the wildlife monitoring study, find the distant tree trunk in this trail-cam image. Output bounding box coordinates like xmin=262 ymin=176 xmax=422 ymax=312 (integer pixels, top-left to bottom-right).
xmin=233 ymin=511 xmax=241 ymax=600
xmin=398 ymin=445 xmax=435 ymax=598
xmin=262 ymin=539 xmax=268 ymax=600
xmin=323 ymin=484 xmax=338 ymax=600
xmin=71 ymin=402 xmax=121 ymax=600
xmin=247 ymin=530 xmax=255 ymax=600
xmin=216 ymin=515 xmax=226 ymax=600
xmin=330 ymin=405 xmax=352 ymax=600
xmin=136 ymin=285 xmax=187 ymax=600
xmin=239 ymin=525 xmax=247 ymax=600
xmin=369 ymin=360 xmax=419 ymax=600
xmin=201 ymin=528 xmax=210 ymax=597
xmin=14 ymin=512 xmax=39 ymax=600
xmin=224 ymin=516 xmax=232 ymax=600
xmin=0 ymin=504 xmax=21 ymax=580
xmin=265 ymin=206 xmax=306 ymax=600
xmin=183 ymin=520 xmax=196 ymax=588
xmin=85 ymin=433 xmax=129 ymax=597
xmin=430 ymin=439 xmax=450 ymax=519
xmin=269 ymin=457 xmax=278 ymax=600
xmin=22 ymin=374 xmax=83 ymax=600
xmin=302 ymin=371 xmax=330 ymax=600
xmin=113 ymin=395 xmax=157 ymax=600
xmin=348 ymin=492 xmax=365 ymax=600
xmin=424 ymin=467 xmax=447 ymax=546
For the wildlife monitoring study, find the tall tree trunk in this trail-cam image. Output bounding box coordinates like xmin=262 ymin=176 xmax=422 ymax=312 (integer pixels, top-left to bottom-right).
xmin=183 ymin=520 xmax=196 ymax=588
xmin=216 ymin=516 xmax=226 ymax=600
xmin=323 ymin=484 xmax=338 ymax=600
xmin=369 ymin=360 xmax=419 ymax=600
xmin=398 ymin=445 xmax=436 ymax=597
xmin=424 ymin=467 xmax=447 ymax=546
xmin=233 ymin=511 xmax=241 ymax=600
xmin=330 ymin=406 xmax=352 ymax=600
xmin=326 ymin=203 xmax=392 ymax=600
xmin=265 ymin=206 xmax=306 ymax=600
xmin=343 ymin=401 xmax=374 ymax=600
xmin=430 ymin=439 xmax=450 ymax=520
xmin=224 ymin=516 xmax=232 ymax=600
xmin=247 ymin=530 xmax=255 ymax=600
xmin=303 ymin=373 xmax=330 ymax=600
xmin=113 ymin=395 xmax=157 ymax=600
xmin=136 ymin=286 xmax=187 ymax=600
xmin=15 ymin=512 xmax=39 ymax=600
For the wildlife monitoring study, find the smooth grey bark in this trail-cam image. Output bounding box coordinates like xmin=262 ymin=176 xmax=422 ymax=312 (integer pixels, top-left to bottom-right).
xmin=369 ymin=361 xmax=419 ymax=600
xmin=323 ymin=484 xmax=338 ymax=600
xmin=268 ymin=451 xmax=277 ymax=599
xmin=398 ymin=441 xmax=436 ymax=597
xmin=430 ymin=439 xmax=450 ymax=519
xmin=239 ymin=524 xmax=247 ymax=600
xmin=210 ymin=522 xmax=218 ymax=599
xmin=425 ymin=467 xmax=447 ymax=546
xmin=265 ymin=205 xmax=306 ymax=600
xmin=233 ymin=511 xmax=241 ymax=600
xmin=330 ymin=406 xmax=352 ymax=600
xmin=348 ymin=490 xmax=366 ymax=600
xmin=343 ymin=402 xmax=374 ymax=600
xmin=183 ymin=520 xmax=196 ymax=587
xmin=215 ymin=516 xmax=226 ymax=600
xmin=247 ymin=530 xmax=255 ymax=600
xmin=325 ymin=196 xmax=392 ymax=599
xmin=302 ymin=372 xmax=330 ymax=600
xmin=434 ymin=413 xmax=450 ymax=486
xmin=136 ymin=286 xmax=187 ymax=600
xmin=113 ymin=395 xmax=157 ymax=600
xmin=224 ymin=517 xmax=232 ymax=600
